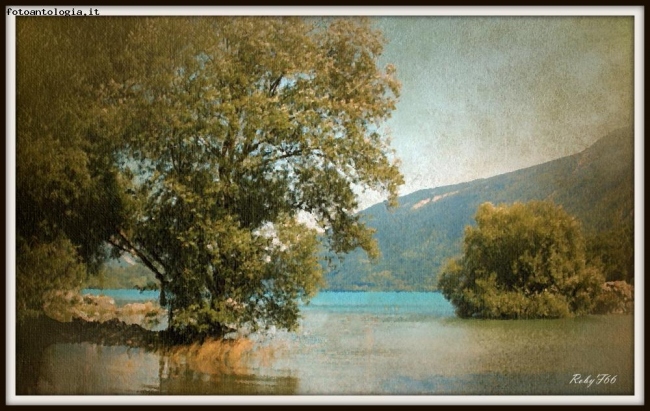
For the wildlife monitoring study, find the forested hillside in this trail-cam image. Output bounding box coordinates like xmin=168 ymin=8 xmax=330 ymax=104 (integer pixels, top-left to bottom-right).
xmin=324 ymin=127 xmax=635 ymax=291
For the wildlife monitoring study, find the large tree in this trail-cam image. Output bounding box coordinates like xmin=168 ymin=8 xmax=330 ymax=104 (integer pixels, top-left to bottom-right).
xmin=97 ymin=17 xmax=403 ymax=338
xmin=438 ymin=201 xmax=604 ymax=319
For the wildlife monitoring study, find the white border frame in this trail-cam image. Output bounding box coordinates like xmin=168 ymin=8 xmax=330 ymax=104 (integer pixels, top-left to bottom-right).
xmin=5 ymin=5 xmax=644 ymax=406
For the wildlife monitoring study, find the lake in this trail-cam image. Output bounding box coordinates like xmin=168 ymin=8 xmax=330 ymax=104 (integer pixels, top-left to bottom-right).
xmin=26 ymin=290 xmax=634 ymax=397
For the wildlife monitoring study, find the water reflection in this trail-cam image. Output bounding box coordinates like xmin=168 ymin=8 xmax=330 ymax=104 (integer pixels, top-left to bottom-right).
xmin=37 ymin=342 xmax=299 ymax=395
xmin=38 ymin=344 xmax=160 ymax=395
xmin=27 ymin=293 xmax=634 ymax=395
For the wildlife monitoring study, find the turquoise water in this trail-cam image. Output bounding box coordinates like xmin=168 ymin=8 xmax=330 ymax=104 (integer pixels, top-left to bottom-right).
xmin=81 ymin=288 xmax=161 ymax=306
xmin=301 ymin=291 xmax=457 ymax=315
xmin=33 ymin=291 xmax=634 ymax=395
xmin=80 ymin=289 xmax=456 ymax=315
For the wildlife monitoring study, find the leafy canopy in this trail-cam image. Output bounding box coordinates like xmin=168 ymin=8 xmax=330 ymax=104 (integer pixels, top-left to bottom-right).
xmin=15 ymin=18 xmax=137 ymax=317
xmin=98 ymin=17 xmax=403 ymax=337
xmin=438 ymin=201 xmax=604 ymax=319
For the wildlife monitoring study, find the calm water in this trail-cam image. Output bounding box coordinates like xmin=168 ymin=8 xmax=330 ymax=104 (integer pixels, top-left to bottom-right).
xmin=31 ymin=291 xmax=634 ymax=395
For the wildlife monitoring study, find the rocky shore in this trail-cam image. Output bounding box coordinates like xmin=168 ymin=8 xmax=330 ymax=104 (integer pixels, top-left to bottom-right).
xmin=18 ymin=315 xmax=163 ymax=351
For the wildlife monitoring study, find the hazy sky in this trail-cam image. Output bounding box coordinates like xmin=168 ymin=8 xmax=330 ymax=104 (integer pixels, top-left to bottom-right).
xmin=358 ymin=16 xmax=634 ymax=208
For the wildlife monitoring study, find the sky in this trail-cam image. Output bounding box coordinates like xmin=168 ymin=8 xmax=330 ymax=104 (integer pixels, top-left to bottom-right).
xmin=356 ymin=15 xmax=635 ymax=209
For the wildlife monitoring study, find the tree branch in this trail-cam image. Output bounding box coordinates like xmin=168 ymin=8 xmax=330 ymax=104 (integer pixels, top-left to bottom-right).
xmin=109 ymin=231 xmax=168 ymax=285
xmin=269 ymin=73 xmax=284 ymax=96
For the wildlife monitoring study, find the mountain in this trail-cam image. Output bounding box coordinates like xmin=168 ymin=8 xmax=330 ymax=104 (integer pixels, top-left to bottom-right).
xmin=324 ymin=127 xmax=635 ymax=291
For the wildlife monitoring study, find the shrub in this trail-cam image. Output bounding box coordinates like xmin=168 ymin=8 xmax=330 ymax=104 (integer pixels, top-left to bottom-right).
xmin=17 ymin=237 xmax=87 ymax=321
xmin=593 ymin=281 xmax=634 ymax=314
xmin=438 ymin=201 xmax=605 ymax=319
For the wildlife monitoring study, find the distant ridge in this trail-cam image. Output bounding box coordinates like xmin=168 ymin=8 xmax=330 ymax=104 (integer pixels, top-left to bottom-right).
xmin=324 ymin=127 xmax=635 ymax=291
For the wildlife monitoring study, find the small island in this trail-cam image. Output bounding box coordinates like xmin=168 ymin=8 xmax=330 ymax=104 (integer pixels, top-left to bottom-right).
xmin=438 ymin=201 xmax=633 ymax=319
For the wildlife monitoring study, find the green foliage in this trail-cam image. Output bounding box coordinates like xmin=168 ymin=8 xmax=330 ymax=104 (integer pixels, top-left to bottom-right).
xmin=438 ymin=201 xmax=605 ymax=319
xmin=15 ymin=17 xmax=402 ymax=335
xmin=93 ymin=17 xmax=403 ymax=338
xmin=586 ymin=220 xmax=634 ymax=284
xmin=16 ymin=237 xmax=87 ymax=321
xmin=15 ymin=18 xmax=135 ymax=318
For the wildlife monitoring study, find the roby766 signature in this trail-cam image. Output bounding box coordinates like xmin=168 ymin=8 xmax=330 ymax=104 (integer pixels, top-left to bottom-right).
xmin=570 ymin=374 xmax=617 ymax=388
